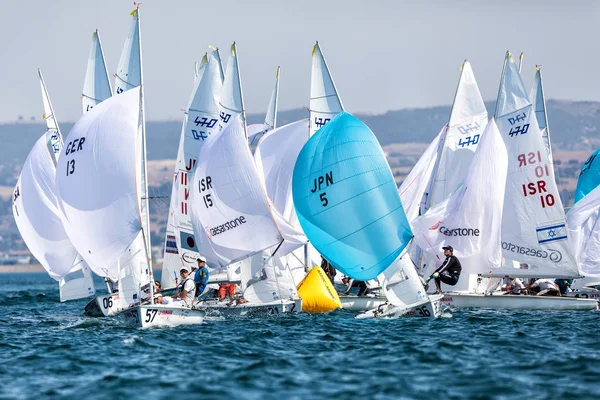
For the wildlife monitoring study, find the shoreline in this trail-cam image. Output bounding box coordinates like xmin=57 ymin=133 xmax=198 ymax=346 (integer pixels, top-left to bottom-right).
xmin=0 ymin=264 xmax=164 ymax=273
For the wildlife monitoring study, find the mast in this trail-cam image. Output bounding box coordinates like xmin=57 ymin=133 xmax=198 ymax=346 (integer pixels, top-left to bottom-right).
xmin=135 ymin=5 xmax=154 ymax=301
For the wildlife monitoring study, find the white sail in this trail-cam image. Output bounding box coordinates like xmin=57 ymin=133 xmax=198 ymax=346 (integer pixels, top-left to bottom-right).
xmin=57 ymin=88 xmax=145 ymax=280
xmin=218 ymin=42 xmax=245 ymax=133
xmin=412 ymin=119 xmax=508 ymax=276
xmin=173 ymin=49 xmax=224 ymax=273
xmin=423 ymin=61 xmax=488 ymax=215
xmin=58 ymin=257 xmax=96 ymax=301
xmin=13 ymin=133 xmax=80 ymax=281
xmin=567 ymin=185 xmax=600 ymax=287
xmin=161 ymin=171 xmax=181 ymax=289
xmin=114 ymin=8 xmax=141 ymax=94
xmin=379 ymin=251 xmax=429 ymax=308
xmin=399 ymin=129 xmax=443 ymax=224
xmin=309 ymin=42 xmax=344 ymax=136
xmin=264 ymin=66 xmax=280 ymax=130
xmin=240 ymin=252 xmax=299 ymax=304
xmin=13 ymin=71 xmax=95 ymax=301
xmin=530 ymin=67 xmax=553 ymax=162
xmin=190 ymin=117 xmax=285 ymax=268
xmin=495 ymin=52 xmax=578 ymax=278
xmin=113 ymin=7 xmax=153 ymax=292
xmin=254 ymin=119 xmax=309 ymax=224
xmin=82 ymin=30 xmax=112 ymax=113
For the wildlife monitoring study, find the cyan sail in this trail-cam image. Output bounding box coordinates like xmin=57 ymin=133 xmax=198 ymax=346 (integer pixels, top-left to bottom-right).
xmin=292 ymin=112 xmax=412 ymax=281
xmin=574 ymin=148 xmax=600 ymax=203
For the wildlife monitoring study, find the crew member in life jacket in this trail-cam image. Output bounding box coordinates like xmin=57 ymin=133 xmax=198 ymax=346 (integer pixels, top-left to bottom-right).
xmin=171 ymin=268 xmax=196 ymax=306
xmin=193 ymin=257 xmax=210 ymax=298
xmin=431 ymin=246 xmax=462 ymax=294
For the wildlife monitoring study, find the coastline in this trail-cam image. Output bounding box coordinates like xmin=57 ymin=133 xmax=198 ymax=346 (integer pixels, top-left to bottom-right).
xmin=0 ymin=263 xmax=164 ymax=273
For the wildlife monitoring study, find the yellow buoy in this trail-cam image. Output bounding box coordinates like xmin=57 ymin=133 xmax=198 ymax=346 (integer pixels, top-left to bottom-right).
xmin=297 ymin=266 xmax=342 ymax=313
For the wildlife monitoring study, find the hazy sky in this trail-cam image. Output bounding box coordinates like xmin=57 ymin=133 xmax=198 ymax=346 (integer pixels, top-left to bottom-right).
xmin=1 ymin=0 xmax=599 ymax=122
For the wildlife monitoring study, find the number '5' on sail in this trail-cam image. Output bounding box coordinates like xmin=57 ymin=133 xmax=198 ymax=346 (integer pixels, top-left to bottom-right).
xmin=292 ymin=112 xmax=412 ymax=281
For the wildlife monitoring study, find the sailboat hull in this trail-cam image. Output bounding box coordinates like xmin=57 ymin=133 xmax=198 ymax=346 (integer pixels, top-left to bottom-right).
xmin=339 ymin=295 xmax=387 ymax=312
xmin=356 ymin=295 xmax=444 ymax=319
xmin=122 ymin=304 xmax=205 ymax=328
xmin=84 ymin=294 xmax=125 ymax=317
xmin=194 ymin=298 xmax=302 ymax=318
xmin=442 ymin=292 xmax=599 ymax=310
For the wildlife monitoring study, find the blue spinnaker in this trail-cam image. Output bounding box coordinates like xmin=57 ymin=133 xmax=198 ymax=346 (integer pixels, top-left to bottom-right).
xmin=292 ymin=112 xmax=413 ymax=281
xmin=575 ymin=148 xmax=600 ymax=203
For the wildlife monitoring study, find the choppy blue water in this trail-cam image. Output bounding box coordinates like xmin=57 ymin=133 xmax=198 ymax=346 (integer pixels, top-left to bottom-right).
xmin=1 ymin=272 xmax=599 ymax=399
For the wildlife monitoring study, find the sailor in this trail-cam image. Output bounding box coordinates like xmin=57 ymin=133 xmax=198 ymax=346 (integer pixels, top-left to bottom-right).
xmin=171 ymin=268 xmax=196 ymax=306
xmin=528 ymin=278 xmax=560 ymax=296
xmin=320 ymin=256 xmax=336 ymax=284
xmin=341 ymin=276 xmax=369 ymax=297
xmin=501 ymin=276 xmax=526 ymax=295
xmin=430 ymin=245 xmax=462 ymax=294
xmin=193 ymin=257 xmax=210 ymax=297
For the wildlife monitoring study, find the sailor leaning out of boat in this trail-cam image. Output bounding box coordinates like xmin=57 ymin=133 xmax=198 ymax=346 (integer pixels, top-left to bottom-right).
xmin=429 ymin=246 xmax=462 ymax=294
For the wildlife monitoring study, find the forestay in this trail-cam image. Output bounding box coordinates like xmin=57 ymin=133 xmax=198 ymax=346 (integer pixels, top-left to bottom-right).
xmin=495 ymin=52 xmax=578 ymax=277
xmin=530 ymin=67 xmax=552 ymax=162
xmin=189 ymin=117 xmax=285 ymax=268
xmin=309 ymin=42 xmax=343 ymax=136
xmin=411 ymin=119 xmax=508 ymax=274
xmin=82 ymin=30 xmax=112 ymax=113
xmin=57 ymin=88 xmax=143 ymax=280
xmin=161 ymin=171 xmax=181 ymax=290
xmin=292 ymin=112 xmax=412 ymax=281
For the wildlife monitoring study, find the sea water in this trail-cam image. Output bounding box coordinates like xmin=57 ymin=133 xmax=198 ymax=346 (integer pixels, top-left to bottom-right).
xmin=1 ymin=272 xmax=599 ymax=399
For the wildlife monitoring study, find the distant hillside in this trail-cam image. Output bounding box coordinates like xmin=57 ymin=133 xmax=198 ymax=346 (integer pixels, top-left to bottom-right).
xmin=1 ymin=100 xmax=599 ymax=168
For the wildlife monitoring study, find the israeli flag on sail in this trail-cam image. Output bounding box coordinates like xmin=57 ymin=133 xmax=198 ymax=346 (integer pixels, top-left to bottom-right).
xmin=536 ymin=223 xmax=568 ymax=244
xmin=292 ymin=112 xmax=412 ymax=281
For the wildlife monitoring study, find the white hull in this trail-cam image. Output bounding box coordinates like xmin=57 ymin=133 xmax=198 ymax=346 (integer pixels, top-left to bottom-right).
xmin=340 ymin=295 xmax=387 ymax=312
xmin=194 ymin=298 xmax=302 ymax=318
xmin=442 ymin=292 xmax=599 ymax=311
xmin=356 ymin=295 xmax=444 ymax=319
xmin=122 ymin=304 xmax=205 ymax=328
xmin=84 ymin=294 xmax=125 ymax=317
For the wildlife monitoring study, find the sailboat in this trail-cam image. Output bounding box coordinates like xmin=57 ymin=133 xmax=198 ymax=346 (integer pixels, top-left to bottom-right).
xmin=82 ymin=10 xmax=150 ymax=318
xmin=188 ymin=43 xmax=305 ymax=316
xmin=436 ymin=52 xmax=597 ymax=310
xmin=12 ymin=70 xmax=96 ymax=302
xmin=159 ymin=48 xmax=225 ymax=292
xmin=292 ymin=111 xmax=442 ymax=318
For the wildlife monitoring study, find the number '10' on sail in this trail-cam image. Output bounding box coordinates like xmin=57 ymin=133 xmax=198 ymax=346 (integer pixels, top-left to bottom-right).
xmin=292 ymin=112 xmax=412 ymax=281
